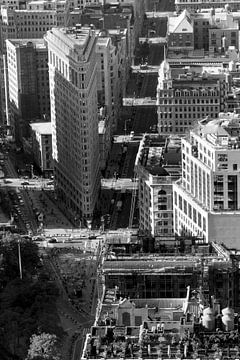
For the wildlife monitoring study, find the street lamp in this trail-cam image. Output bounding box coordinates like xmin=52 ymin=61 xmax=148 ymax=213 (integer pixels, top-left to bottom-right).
xmin=26 ymin=163 xmax=34 ymax=178
xmin=18 ymin=239 xmax=22 ymax=280
xmin=100 ymin=214 xmax=110 ymax=233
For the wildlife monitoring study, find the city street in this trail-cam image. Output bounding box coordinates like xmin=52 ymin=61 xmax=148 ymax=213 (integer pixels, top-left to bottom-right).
xmin=101 ymin=178 xmax=138 ymax=190
xmin=0 ymin=177 xmax=54 ymax=190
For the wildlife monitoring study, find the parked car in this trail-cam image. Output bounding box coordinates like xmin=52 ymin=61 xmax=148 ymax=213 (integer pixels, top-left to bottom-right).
xmin=21 ymin=181 xmax=29 ymax=186
xmin=48 ymin=238 xmax=57 ymax=243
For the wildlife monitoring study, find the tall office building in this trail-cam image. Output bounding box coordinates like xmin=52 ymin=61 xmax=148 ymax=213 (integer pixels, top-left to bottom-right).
xmin=6 ymin=38 xmax=50 ymax=141
xmin=0 ymin=0 xmax=70 ymax=125
xmin=45 ymin=26 xmax=100 ymax=221
xmin=173 ymin=112 xmax=240 ymax=247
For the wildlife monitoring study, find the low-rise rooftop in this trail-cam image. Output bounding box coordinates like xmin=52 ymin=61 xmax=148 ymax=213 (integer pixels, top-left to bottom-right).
xmin=30 ymin=121 xmax=52 ymax=135
xmin=194 ymin=112 xmax=240 ymax=148
xmin=135 ymin=134 xmax=181 ymax=177
xmin=7 ymin=38 xmax=47 ymax=49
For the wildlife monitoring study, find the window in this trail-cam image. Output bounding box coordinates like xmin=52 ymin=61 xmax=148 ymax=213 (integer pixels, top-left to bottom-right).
xmin=188 ymin=204 xmax=192 ymax=219
xmin=158 ymin=205 xmax=167 ymax=210
xmin=193 ymin=208 xmax=197 ymax=223
xmin=179 ymin=195 xmax=182 ymax=210
xmin=233 ymin=164 xmax=237 ymax=171
xmin=174 ymin=191 xmax=177 ymax=205
xmin=184 ymin=200 xmax=187 ymax=215
xmin=203 ymin=217 xmax=206 ymax=231
xmin=198 ymin=213 xmax=202 ymax=227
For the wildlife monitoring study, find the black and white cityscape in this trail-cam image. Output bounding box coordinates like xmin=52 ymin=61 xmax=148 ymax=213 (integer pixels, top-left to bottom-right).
xmin=2 ymin=0 xmax=240 ymax=359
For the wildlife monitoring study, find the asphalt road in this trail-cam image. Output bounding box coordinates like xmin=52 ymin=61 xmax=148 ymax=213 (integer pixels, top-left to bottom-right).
xmin=0 ymin=177 xmax=54 ymax=189
xmin=110 ymin=28 xmax=166 ymax=229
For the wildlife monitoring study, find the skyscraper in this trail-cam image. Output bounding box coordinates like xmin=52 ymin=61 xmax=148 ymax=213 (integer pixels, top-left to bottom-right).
xmin=45 ymin=25 xmax=100 ymax=222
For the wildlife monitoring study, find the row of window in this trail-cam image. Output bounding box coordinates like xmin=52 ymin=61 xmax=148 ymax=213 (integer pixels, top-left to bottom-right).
xmin=159 ymin=98 xmax=219 ymax=105
xmin=176 ymin=193 xmax=207 ymax=231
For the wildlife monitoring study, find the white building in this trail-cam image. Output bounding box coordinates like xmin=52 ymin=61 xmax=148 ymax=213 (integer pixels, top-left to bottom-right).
xmin=135 ymin=134 xmax=181 ymax=238
xmin=45 ymin=26 xmax=100 ymax=222
xmin=30 ymin=122 xmax=53 ymax=176
xmin=173 ymin=112 xmax=240 ymax=248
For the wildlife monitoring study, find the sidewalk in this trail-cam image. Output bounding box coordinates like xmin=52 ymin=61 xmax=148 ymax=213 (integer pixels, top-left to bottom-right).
xmin=26 ymin=189 xmax=73 ymax=229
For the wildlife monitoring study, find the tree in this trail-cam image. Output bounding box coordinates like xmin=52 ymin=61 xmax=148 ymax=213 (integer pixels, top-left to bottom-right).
xmin=26 ymin=333 xmax=61 ymax=360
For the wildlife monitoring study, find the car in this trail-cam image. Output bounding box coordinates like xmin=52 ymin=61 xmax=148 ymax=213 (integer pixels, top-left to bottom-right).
xmin=4 ymin=179 xmax=12 ymax=184
xmin=32 ymin=236 xmax=44 ymax=242
xmin=47 ymin=181 xmax=54 ymax=186
xmin=48 ymin=238 xmax=57 ymax=243
xmin=21 ymin=181 xmax=29 ymax=186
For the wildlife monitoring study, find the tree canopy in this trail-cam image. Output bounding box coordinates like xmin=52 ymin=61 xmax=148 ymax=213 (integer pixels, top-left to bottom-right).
xmin=0 ymin=236 xmax=64 ymax=359
xmin=26 ymin=333 xmax=61 ymax=360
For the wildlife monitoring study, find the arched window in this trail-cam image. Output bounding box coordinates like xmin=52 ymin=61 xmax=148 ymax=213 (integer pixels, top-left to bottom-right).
xmin=158 ymin=189 xmax=166 ymax=196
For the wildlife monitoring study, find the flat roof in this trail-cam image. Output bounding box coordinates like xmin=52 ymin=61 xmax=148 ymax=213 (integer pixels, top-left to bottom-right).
xmin=7 ymin=38 xmax=47 ymax=49
xmin=30 ymin=122 xmax=52 ymax=135
xmin=136 ymin=134 xmax=181 ymax=176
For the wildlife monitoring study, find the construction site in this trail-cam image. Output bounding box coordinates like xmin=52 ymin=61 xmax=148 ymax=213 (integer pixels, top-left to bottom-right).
xmin=101 ymin=239 xmax=239 ymax=309
xmin=81 ymin=238 xmax=240 ymax=360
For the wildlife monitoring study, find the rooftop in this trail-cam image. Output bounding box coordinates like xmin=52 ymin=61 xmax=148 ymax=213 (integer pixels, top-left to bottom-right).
xmin=46 ymin=26 xmax=95 ymax=51
xmin=103 ymin=240 xmax=232 ymax=272
xmin=30 ymin=121 xmax=52 ymax=135
xmin=6 ymin=38 xmax=47 ymax=50
xmin=168 ymin=9 xmax=193 ymax=34
xmin=82 ymin=283 xmax=240 ymax=360
xmin=195 ymin=8 xmax=239 ymax=30
xmin=193 ymin=112 xmax=240 ymax=148
xmin=80 ymin=12 xmax=131 ymax=31
xmin=136 ymin=135 xmax=181 ymax=176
